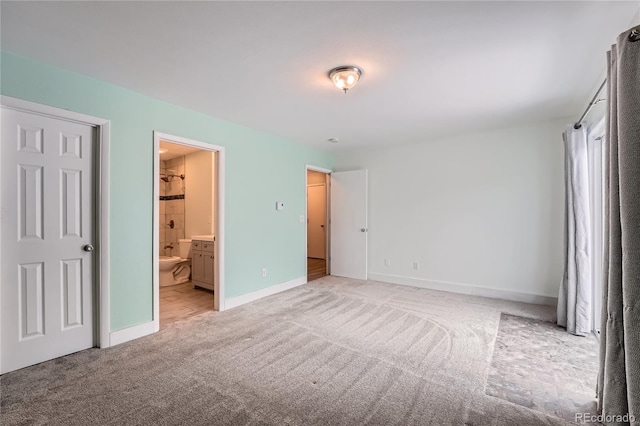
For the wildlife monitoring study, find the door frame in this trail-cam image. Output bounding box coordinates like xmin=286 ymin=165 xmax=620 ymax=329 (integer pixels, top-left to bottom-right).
xmin=306 ymin=165 xmax=332 ymax=277
xmin=0 ymin=95 xmax=112 ymax=352
xmin=588 ymin=117 xmax=606 ymax=338
xmin=152 ymin=131 xmax=225 ymax=331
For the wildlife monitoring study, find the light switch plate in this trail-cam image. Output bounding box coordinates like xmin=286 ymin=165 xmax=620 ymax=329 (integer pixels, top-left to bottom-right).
xmin=276 ymin=201 xmax=284 ymax=211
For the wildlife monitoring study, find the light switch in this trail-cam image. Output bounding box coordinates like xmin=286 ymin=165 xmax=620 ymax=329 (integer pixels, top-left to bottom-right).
xmin=299 ymin=214 xmax=305 ymax=223
xmin=276 ymin=201 xmax=284 ymax=211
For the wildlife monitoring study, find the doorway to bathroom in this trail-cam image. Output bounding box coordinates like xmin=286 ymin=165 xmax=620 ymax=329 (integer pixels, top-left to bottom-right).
xmin=306 ymin=166 xmax=331 ymax=282
xmin=153 ymin=132 xmax=225 ymax=330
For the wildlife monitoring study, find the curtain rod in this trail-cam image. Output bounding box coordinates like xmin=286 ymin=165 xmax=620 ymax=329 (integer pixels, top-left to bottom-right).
xmin=573 ymin=79 xmax=607 ymax=129
xmin=574 ymin=28 xmax=639 ymax=129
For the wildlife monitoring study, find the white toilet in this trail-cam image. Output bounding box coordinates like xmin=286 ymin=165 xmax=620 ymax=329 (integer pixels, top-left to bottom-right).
xmin=159 ymin=239 xmax=192 ymax=286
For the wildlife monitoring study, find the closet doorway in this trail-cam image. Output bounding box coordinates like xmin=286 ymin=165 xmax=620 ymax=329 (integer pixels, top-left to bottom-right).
xmin=306 ymin=167 xmax=331 ymax=282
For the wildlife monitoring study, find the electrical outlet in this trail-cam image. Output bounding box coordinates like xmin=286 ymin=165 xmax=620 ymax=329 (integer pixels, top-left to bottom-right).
xmin=261 ymin=268 xmax=267 ymax=277
xmin=413 ymin=262 xmax=419 ymax=270
xmin=384 ymin=259 xmax=390 ymax=267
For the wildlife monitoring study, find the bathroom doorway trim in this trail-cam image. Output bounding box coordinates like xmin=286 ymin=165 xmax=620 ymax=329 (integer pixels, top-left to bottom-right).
xmin=152 ymin=131 xmax=226 ymax=332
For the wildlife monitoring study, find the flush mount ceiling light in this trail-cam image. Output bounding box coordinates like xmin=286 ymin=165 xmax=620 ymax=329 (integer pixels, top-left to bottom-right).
xmin=159 ymin=148 xmax=168 ymax=154
xmin=329 ymin=66 xmax=362 ymax=93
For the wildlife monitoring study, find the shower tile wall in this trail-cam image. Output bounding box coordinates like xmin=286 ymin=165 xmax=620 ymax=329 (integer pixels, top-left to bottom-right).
xmin=160 ymin=156 xmax=186 ymax=256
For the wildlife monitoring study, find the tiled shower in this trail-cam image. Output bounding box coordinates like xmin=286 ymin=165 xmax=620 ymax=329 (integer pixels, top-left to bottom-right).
xmin=159 ymin=156 xmax=186 ymax=256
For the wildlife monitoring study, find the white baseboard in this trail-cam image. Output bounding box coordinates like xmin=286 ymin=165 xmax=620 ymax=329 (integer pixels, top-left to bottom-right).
xmin=109 ymin=321 xmax=156 ymax=347
xmin=225 ymin=276 xmax=307 ymax=310
xmin=368 ymin=272 xmax=557 ymax=306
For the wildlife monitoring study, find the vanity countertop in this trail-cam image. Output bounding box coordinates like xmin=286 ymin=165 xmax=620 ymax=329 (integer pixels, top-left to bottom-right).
xmin=191 ymin=234 xmax=214 ymax=242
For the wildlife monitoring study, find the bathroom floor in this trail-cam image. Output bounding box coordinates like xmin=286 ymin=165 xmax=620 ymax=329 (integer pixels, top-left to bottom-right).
xmin=159 ymin=282 xmax=213 ymax=329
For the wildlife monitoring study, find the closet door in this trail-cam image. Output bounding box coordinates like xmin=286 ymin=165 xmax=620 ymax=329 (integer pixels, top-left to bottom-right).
xmin=1 ymin=107 xmax=96 ymax=373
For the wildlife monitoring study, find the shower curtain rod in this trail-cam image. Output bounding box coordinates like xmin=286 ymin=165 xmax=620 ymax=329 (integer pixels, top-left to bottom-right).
xmin=574 ymin=79 xmax=607 ymax=129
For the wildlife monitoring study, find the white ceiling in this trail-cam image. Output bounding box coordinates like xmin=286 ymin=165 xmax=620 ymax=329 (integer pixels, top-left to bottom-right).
xmin=159 ymin=140 xmax=202 ymax=161
xmin=1 ymin=1 xmax=637 ymax=151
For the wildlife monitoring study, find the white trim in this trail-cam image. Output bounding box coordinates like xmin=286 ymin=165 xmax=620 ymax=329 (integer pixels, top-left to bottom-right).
xmin=216 ymin=149 xmax=226 ymax=310
xmin=306 ymin=164 xmax=332 ymax=174
xmin=152 ymin=132 xmax=226 ymax=335
xmin=1 ymin=96 xmax=110 ymax=127
xmin=97 ymin=117 xmax=111 ymax=348
xmin=368 ymin=272 xmax=558 ymax=306
xmin=0 ymin=96 xmax=112 ymax=352
xmin=153 ymin=135 xmax=160 ymax=332
xmin=225 ymin=276 xmax=307 ymax=310
xmin=109 ymin=321 xmax=155 ymax=346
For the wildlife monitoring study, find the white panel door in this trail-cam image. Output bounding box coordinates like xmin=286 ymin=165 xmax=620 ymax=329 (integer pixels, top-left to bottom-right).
xmin=307 ymin=184 xmax=326 ymax=259
xmin=1 ymin=108 xmax=95 ymax=374
xmin=330 ymin=170 xmax=367 ymax=280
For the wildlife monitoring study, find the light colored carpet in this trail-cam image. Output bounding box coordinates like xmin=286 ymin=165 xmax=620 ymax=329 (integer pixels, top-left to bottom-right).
xmin=1 ymin=276 xmax=573 ymax=425
xmin=486 ymin=314 xmax=599 ymax=423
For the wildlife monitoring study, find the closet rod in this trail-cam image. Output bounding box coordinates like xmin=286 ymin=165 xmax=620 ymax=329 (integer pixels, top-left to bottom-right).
xmin=574 ymin=79 xmax=606 ymax=129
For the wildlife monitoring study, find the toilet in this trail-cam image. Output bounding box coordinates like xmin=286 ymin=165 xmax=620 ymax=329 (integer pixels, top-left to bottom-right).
xmin=159 ymin=239 xmax=192 ymax=286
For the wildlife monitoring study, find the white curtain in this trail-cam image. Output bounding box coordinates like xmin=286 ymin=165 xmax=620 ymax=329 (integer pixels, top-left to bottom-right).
xmin=557 ymin=125 xmax=592 ymax=336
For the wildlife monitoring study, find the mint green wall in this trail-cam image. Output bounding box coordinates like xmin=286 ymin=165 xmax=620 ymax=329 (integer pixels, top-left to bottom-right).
xmin=1 ymin=52 xmax=334 ymax=331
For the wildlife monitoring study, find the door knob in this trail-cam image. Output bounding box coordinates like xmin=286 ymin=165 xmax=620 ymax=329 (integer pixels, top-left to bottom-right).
xmin=83 ymin=244 xmax=95 ymax=252
xmin=360 ymin=228 xmax=367 ymax=232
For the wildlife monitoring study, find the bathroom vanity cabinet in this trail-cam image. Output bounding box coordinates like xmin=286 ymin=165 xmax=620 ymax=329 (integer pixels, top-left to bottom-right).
xmin=191 ymin=239 xmax=214 ymax=291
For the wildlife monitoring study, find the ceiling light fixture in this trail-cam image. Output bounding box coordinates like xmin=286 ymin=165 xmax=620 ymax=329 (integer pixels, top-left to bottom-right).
xmin=159 ymin=148 xmax=168 ymax=154
xmin=328 ymin=138 xmax=339 ymax=144
xmin=329 ymin=66 xmax=362 ymax=93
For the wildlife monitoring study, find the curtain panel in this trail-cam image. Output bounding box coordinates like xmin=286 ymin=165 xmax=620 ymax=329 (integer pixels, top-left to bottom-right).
xmin=597 ymin=25 xmax=640 ymax=426
xmin=558 ymin=126 xmax=592 ymax=336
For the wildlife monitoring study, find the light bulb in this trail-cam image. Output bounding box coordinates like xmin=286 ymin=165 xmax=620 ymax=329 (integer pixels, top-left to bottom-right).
xmin=328 ymin=66 xmax=362 ymax=93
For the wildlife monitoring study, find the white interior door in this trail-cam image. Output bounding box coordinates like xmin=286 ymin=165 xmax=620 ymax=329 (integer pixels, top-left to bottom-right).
xmin=330 ymin=170 xmax=367 ymax=280
xmin=1 ymin=107 xmax=95 ymax=374
xmin=307 ymin=184 xmax=326 ymax=259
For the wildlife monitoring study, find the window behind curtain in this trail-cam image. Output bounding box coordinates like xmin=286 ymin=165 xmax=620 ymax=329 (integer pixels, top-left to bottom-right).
xmin=587 ymin=118 xmax=606 ymax=338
